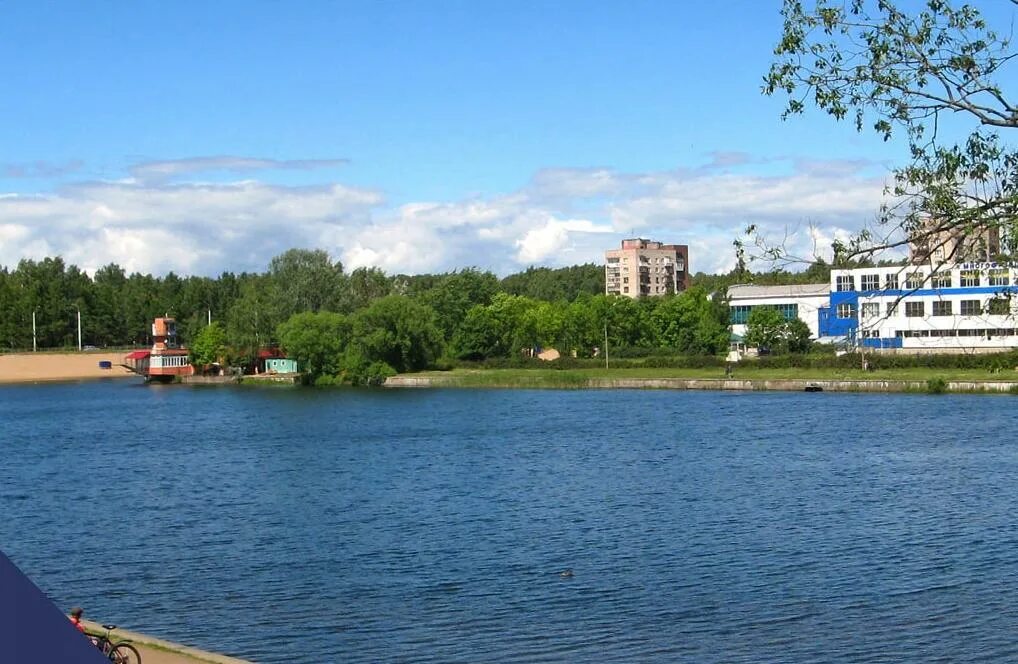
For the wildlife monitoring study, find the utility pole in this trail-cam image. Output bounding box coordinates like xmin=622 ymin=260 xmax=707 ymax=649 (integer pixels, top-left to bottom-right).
xmin=32 ymin=310 xmax=36 ymax=352
xmin=860 ymin=327 xmax=867 ymax=371
xmin=77 ymin=308 xmax=82 ymax=351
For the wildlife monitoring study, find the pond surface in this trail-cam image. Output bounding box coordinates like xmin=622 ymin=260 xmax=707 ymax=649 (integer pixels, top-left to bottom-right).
xmin=3 ymin=381 xmax=1018 ymax=662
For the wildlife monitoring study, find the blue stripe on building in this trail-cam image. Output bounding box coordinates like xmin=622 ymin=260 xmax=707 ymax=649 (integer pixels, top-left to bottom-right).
xmin=852 ymin=285 xmax=1018 ymax=297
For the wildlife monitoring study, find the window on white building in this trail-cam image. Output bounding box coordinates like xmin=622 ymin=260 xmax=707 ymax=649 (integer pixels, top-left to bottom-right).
xmin=960 ymin=300 xmax=981 ymax=316
xmin=930 ymin=272 xmax=952 ymax=288
xmin=860 ymin=274 xmax=880 ymax=291
xmin=861 ymin=302 xmax=879 ymax=319
xmin=730 ymin=305 xmax=751 ymax=324
xmin=886 ymin=301 xmax=899 ymax=317
xmin=905 ymin=273 xmax=924 ymax=290
xmin=885 ymin=273 xmax=899 ymax=290
xmin=961 ymin=270 xmax=980 ymax=287
xmin=989 ymin=269 xmax=1010 ymax=286
xmin=932 ymin=301 xmax=952 ymax=316
xmin=905 ymin=301 xmax=925 ymax=317
xmin=836 ymin=275 xmax=855 ymax=292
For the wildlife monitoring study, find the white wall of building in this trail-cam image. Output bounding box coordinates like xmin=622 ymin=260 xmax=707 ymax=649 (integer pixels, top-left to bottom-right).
xmin=727 ymin=284 xmax=830 ymax=340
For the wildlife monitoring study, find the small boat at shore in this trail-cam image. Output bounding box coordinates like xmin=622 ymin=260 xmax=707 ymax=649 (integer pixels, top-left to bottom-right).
xmin=804 ymin=383 xmax=824 ymax=392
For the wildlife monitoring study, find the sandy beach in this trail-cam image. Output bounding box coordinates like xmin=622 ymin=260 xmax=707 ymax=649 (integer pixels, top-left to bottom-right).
xmin=0 ymin=352 xmax=138 ymax=384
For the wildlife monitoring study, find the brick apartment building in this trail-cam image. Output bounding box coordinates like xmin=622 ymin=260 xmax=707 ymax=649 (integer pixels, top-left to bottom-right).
xmin=605 ymin=238 xmax=689 ymax=298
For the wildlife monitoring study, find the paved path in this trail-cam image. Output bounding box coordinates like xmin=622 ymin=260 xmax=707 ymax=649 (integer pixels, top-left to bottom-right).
xmin=81 ymin=620 xmax=252 ymax=664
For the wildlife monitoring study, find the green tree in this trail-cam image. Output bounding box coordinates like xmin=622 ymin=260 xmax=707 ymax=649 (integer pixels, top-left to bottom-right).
xmin=90 ymin=263 xmax=129 ymax=346
xmin=784 ymin=318 xmax=813 ymax=354
xmin=599 ymin=295 xmax=654 ymax=349
xmin=744 ymin=307 xmax=787 ymax=352
xmin=348 ymin=296 xmax=443 ymax=373
xmin=0 ymin=268 xmax=22 ymax=349
xmin=421 ymin=268 xmax=499 ymax=340
xmin=276 ymin=311 xmax=351 ymax=380
xmin=560 ymin=295 xmax=601 ymax=356
xmin=763 ymin=0 xmax=1018 ymax=263
xmin=452 ymin=305 xmax=502 ymax=360
xmin=225 ymin=275 xmax=282 ymax=362
xmin=500 ymin=264 xmax=605 ymax=301
xmin=190 ymin=322 xmax=227 ymax=368
xmin=346 ymin=267 xmax=392 ymax=311
xmin=651 ymin=288 xmax=729 ymax=355
xmin=744 ymin=307 xmax=813 ymax=354
xmin=12 ymin=257 xmax=91 ymax=348
xmin=268 ymin=248 xmax=346 ymax=315
xmin=517 ymin=301 xmax=566 ymax=351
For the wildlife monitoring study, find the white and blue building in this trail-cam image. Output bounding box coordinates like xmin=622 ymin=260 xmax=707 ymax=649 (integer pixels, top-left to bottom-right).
xmin=826 ymin=263 xmax=1018 ymax=351
xmin=728 ymin=263 xmax=1018 ymax=352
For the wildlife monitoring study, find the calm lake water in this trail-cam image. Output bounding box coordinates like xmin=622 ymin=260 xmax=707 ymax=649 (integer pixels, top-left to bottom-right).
xmin=3 ymin=381 xmax=1018 ymax=662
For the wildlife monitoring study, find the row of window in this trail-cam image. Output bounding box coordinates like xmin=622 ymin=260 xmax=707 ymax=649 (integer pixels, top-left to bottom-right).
xmin=840 ymin=298 xmax=1013 ymax=319
xmin=730 ymin=304 xmax=799 ymax=325
xmin=151 ymin=355 xmax=190 ymax=367
xmin=895 ymin=328 xmax=1018 ymax=338
xmin=836 ymin=269 xmax=1012 ymax=292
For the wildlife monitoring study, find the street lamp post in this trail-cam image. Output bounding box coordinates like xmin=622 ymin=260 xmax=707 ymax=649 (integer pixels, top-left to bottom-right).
xmin=77 ymin=308 xmax=82 ymax=352
xmin=32 ymin=310 xmax=36 ymax=352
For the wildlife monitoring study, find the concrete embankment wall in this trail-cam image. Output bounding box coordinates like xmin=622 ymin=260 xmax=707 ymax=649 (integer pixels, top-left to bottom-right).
xmin=385 ymin=376 xmax=1018 ymax=393
xmin=81 ymin=619 xmax=252 ymax=664
xmin=180 ymin=375 xmax=242 ymax=385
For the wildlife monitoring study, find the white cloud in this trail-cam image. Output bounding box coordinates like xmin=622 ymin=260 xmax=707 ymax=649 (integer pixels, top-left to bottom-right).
xmin=2 ymin=160 xmax=84 ymax=178
xmin=0 ymin=180 xmax=381 ymax=275
xmin=0 ymin=155 xmax=892 ymax=277
xmin=515 ymin=218 xmax=612 ymax=264
xmin=128 ymin=156 xmax=349 ymax=182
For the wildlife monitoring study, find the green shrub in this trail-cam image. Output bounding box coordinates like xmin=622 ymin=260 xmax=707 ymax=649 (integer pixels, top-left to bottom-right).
xmin=926 ymin=377 xmax=948 ymax=394
xmin=431 ymin=357 xmax=455 ymax=371
xmin=343 ymin=360 xmax=396 ymax=386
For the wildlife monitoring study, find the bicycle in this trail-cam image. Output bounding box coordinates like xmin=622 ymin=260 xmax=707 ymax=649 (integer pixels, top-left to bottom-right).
xmin=90 ymin=623 xmax=142 ymax=664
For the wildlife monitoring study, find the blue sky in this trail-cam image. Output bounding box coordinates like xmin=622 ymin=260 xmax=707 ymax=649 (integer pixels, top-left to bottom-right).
xmin=0 ymin=1 xmax=982 ymax=276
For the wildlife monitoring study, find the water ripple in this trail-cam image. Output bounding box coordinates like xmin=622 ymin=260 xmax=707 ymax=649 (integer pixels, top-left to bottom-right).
xmin=3 ymin=385 xmax=1018 ymax=662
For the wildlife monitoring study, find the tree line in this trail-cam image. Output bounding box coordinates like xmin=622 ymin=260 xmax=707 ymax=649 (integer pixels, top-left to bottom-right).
xmin=1 ymin=248 xmax=834 ymax=383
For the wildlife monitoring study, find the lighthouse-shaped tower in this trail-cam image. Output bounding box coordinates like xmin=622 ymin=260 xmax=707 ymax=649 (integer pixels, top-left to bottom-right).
xmin=147 ymin=317 xmax=194 ymax=381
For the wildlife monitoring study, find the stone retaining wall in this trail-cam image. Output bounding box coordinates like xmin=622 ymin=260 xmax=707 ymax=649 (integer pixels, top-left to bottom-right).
xmin=384 ymin=375 xmax=1018 ymax=393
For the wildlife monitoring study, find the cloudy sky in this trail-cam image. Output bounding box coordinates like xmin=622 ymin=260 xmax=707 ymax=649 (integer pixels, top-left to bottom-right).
xmin=0 ymin=1 xmax=929 ymax=277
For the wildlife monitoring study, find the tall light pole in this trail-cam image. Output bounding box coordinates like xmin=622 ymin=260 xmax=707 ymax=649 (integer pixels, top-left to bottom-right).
xmin=77 ymin=307 xmax=82 ymax=351
xmin=32 ymin=310 xmax=36 ymax=352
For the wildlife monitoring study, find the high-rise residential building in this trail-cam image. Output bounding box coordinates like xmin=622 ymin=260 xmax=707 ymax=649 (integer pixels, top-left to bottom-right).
xmin=605 ymin=238 xmax=689 ymax=298
xmin=908 ymin=220 xmax=1001 ymax=265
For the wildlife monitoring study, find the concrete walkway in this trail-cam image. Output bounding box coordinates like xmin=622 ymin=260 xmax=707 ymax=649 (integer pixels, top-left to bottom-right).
xmin=81 ymin=620 xmax=252 ymax=664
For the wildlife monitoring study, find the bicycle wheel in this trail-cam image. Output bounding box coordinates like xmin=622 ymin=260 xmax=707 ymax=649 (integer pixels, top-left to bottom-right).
xmin=109 ymin=642 xmax=142 ymax=664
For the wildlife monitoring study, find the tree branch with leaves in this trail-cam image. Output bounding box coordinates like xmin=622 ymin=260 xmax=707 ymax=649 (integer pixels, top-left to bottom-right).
xmin=757 ymin=0 xmax=1018 ymax=266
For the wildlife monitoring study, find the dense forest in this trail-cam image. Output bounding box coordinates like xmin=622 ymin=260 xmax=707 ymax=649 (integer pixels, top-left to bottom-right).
xmin=0 ymin=248 xmax=838 ymax=383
